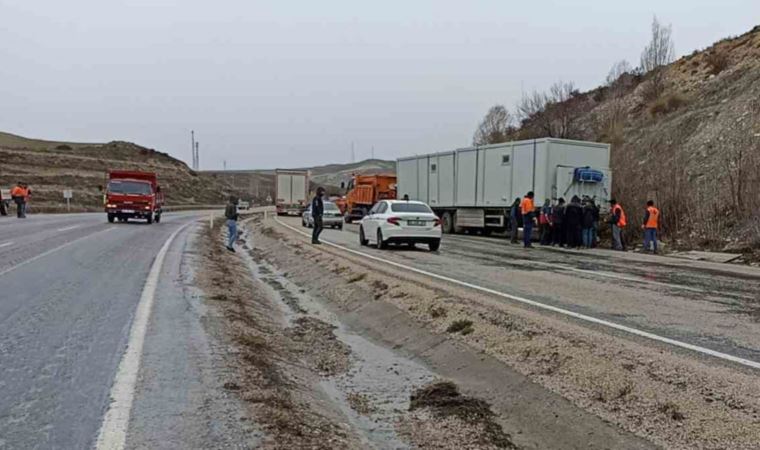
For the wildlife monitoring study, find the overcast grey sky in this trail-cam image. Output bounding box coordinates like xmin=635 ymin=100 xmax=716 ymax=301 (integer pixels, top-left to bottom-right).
xmin=1 ymin=1 xmax=758 ymax=169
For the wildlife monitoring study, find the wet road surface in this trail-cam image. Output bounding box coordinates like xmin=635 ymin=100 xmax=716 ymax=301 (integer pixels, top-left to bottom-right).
xmin=278 ymin=216 xmax=760 ymax=368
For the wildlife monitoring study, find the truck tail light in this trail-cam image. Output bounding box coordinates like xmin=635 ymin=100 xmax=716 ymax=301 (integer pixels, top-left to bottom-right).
xmin=106 ymin=204 xmax=116 ymax=208
xmin=387 ymin=217 xmax=401 ymax=226
xmin=433 ymin=218 xmax=442 ymax=227
xmin=144 ymin=206 xmax=151 ymax=210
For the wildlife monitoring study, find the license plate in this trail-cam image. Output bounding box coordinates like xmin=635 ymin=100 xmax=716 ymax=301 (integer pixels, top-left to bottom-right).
xmin=407 ymin=220 xmax=426 ymax=226
xmin=121 ymin=209 xmax=134 ymax=213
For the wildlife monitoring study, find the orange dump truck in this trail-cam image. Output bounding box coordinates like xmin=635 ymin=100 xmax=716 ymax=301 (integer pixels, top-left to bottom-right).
xmin=342 ymin=174 xmax=397 ymax=223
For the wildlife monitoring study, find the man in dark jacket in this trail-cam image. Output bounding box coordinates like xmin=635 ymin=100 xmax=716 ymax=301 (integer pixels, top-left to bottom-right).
xmin=311 ymin=187 xmax=326 ymax=244
xmin=552 ymin=198 xmax=566 ymax=247
xmin=224 ymin=195 xmax=239 ymax=252
xmin=508 ymin=197 xmax=521 ymax=244
xmin=581 ymin=198 xmax=596 ymax=248
xmin=564 ymin=196 xmax=583 ymax=249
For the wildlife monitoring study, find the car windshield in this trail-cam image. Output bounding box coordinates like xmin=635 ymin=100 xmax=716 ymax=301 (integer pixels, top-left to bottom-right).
xmin=108 ymin=180 xmax=152 ymax=195
xmin=390 ymin=203 xmax=432 ymax=213
xmin=324 ymin=202 xmax=339 ymax=211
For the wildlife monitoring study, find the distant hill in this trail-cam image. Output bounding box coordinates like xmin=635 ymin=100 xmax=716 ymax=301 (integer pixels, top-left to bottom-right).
xmin=0 ymin=131 xmax=232 ymax=211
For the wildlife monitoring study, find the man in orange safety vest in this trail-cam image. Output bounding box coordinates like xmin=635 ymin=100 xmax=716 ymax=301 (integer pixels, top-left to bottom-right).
xmin=642 ymin=200 xmax=660 ymax=254
xmin=608 ymin=199 xmax=626 ymax=251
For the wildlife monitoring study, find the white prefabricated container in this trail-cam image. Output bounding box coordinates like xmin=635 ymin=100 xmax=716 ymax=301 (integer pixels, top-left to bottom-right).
xmin=397 ymin=138 xmax=612 ymax=232
xmin=275 ymin=169 xmax=310 ymax=216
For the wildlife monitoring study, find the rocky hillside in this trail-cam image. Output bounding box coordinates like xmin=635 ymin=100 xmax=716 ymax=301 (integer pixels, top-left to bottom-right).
xmin=0 ymin=132 xmax=232 ymax=211
xmin=513 ymin=26 xmax=760 ymax=253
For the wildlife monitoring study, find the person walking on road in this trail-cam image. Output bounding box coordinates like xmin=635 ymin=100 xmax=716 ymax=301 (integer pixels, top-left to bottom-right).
xmin=539 ymin=199 xmax=553 ymax=245
xmin=11 ymin=182 xmax=26 ymax=219
xmin=224 ymin=195 xmax=239 ymax=252
xmin=520 ymin=192 xmax=535 ymax=248
xmin=508 ymin=198 xmax=521 ymax=244
xmin=564 ymin=195 xmax=583 ymax=249
xmin=311 ymin=187 xmax=326 ymax=244
xmin=581 ymin=198 xmax=596 ymax=248
xmin=552 ymin=198 xmax=566 ymax=247
xmin=642 ymin=200 xmax=660 ymax=254
xmin=608 ymin=199 xmax=627 ymax=251
xmin=22 ymin=184 xmax=31 ymax=216
xmin=0 ymin=188 xmax=7 ymax=216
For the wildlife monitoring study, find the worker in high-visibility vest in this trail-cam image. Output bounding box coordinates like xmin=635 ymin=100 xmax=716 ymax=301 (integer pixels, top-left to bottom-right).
xmin=642 ymin=200 xmax=660 ymax=254
xmin=608 ymin=199 xmax=627 ymax=251
xmin=520 ymin=191 xmax=536 ymax=248
xmin=10 ymin=182 xmax=26 ymax=218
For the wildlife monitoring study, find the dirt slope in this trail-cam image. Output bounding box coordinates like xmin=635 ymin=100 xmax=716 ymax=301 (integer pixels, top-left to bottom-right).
xmin=514 ymin=26 xmax=760 ymax=253
xmin=0 ymin=132 xmax=232 ymax=211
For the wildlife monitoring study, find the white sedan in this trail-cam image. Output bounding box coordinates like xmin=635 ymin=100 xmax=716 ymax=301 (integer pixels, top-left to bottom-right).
xmin=358 ymin=200 xmax=442 ymax=251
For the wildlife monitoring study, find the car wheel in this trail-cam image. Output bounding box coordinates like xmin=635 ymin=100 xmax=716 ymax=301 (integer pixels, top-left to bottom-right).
xmin=428 ymin=239 xmax=441 ymax=252
xmin=107 ymin=213 xmax=115 ymax=223
xmin=302 ymin=218 xmax=306 ymax=227
xmin=359 ymin=226 xmax=368 ymax=246
xmin=338 ymin=224 xmax=343 ymax=231
xmin=376 ymin=230 xmax=386 ymax=249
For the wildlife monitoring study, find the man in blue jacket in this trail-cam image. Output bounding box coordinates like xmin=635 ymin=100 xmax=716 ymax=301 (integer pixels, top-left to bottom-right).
xmin=311 ymin=187 xmax=325 ymax=244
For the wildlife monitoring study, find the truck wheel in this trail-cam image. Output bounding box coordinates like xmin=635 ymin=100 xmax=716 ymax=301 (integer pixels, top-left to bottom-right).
xmin=481 ymin=228 xmax=492 ymax=236
xmin=146 ymin=214 xmax=153 ymax=224
xmin=376 ymin=230 xmax=386 ymax=250
xmin=107 ymin=213 xmax=115 ymax=223
xmin=344 ymin=216 xmax=352 ymax=224
xmin=359 ymin=226 xmax=369 ymax=246
xmin=442 ymin=212 xmax=454 ymax=234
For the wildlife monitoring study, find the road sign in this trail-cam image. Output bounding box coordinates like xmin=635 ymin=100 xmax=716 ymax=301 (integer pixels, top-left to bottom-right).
xmin=63 ymin=189 xmax=73 ymax=199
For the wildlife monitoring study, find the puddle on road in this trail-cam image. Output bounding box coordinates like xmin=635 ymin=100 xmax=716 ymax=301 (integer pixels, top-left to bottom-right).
xmin=240 ymin=232 xmax=436 ymax=449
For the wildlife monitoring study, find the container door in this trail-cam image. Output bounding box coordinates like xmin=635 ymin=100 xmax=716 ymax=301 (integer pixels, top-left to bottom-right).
xmin=291 ymin=175 xmax=306 ymax=204
xmin=397 ymin=159 xmax=418 ymax=200
xmin=428 ymin=156 xmax=439 ymax=206
xmin=277 ymin=174 xmax=292 ymax=204
xmin=455 ymin=150 xmax=477 ymax=206
xmin=482 ymin=145 xmax=512 ymax=207
xmin=417 ymin=157 xmax=429 ymax=204
xmin=438 ymin=153 xmax=455 ymax=206
xmin=511 ymin=142 xmax=535 ymax=199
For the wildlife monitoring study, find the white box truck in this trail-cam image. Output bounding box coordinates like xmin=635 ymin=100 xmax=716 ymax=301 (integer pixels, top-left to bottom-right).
xmin=275 ymin=169 xmax=310 ymax=216
xmin=397 ymin=138 xmax=612 ymax=234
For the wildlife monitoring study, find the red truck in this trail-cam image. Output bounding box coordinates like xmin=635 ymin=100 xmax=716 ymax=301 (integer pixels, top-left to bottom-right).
xmin=104 ymin=170 xmax=164 ymax=224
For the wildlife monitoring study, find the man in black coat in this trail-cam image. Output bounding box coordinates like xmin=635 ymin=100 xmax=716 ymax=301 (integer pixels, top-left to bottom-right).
xmin=311 ymin=187 xmax=326 ymax=244
xmin=564 ymin=196 xmax=584 ymax=249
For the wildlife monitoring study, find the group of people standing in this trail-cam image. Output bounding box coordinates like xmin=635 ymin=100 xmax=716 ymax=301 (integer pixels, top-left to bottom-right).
xmin=510 ymin=192 xmax=660 ymax=253
xmin=4 ymin=182 xmax=32 ymax=218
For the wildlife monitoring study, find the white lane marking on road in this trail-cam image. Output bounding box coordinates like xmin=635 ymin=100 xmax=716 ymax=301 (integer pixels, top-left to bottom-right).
xmin=56 ymin=225 xmax=80 ymax=232
xmin=0 ymin=228 xmax=115 ymax=277
xmin=275 ymin=218 xmax=760 ymax=371
xmin=0 ymin=241 xmax=13 ymax=248
xmin=95 ymin=221 xmax=194 ymax=450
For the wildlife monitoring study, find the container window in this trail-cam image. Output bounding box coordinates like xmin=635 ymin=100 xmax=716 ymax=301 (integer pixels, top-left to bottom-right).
xmin=501 ymin=154 xmax=511 ymax=165
xmin=430 ymin=163 xmax=437 ymax=173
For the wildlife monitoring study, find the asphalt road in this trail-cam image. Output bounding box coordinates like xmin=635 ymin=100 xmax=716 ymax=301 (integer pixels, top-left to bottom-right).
xmin=0 ymin=212 xmax=254 ymax=449
xmin=281 ymin=216 xmax=760 ymax=369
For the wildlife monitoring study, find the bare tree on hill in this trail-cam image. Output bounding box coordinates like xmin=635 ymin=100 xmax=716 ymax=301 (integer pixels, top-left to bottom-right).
xmin=473 ymin=105 xmax=515 ymax=145
xmin=516 ymin=80 xmax=580 ymax=139
xmin=640 ymin=16 xmax=675 ymax=99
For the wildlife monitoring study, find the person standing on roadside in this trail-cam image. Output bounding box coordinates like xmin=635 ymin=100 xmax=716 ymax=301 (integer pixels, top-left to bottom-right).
xmin=22 ymin=184 xmax=31 ymax=217
xmin=224 ymin=195 xmax=239 ymax=252
xmin=641 ymin=200 xmax=660 ymax=254
xmin=10 ymin=182 xmax=25 ymax=218
xmin=539 ymin=198 xmax=553 ymax=245
xmin=564 ymin=195 xmax=583 ymax=249
xmin=509 ymin=197 xmax=521 ymax=244
xmin=552 ymin=198 xmax=566 ymax=247
xmin=311 ymin=187 xmax=325 ymax=244
xmin=581 ymin=198 xmax=596 ymax=248
xmin=608 ymin=199 xmax=627 ymax=251
xmin=520 ymin=191 xmax=535 ymax=248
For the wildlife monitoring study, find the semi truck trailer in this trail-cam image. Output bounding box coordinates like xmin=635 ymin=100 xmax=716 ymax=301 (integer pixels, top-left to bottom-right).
xmin=397 ymin=138 xmax=612 ymax=234
xmin=275 ymin=169 xmax=310 ymax=216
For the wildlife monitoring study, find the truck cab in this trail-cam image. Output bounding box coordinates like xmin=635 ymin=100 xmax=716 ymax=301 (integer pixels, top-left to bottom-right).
xmin=105 ymin=170 xmax=164 ymax=224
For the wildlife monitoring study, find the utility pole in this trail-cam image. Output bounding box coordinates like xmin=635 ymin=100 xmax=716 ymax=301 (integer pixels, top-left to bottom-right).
xmin=351 ymin=141 xmax=355 ymax=163
xmin=371 ymin=145 xmax=375 ymax=160
xmin=190 ymin=130 xmax=196 ymax=169
xmin=195 ymin=142 xmax=199 ymax=170
xmin=223 ymin=159 xmax=227 ymax=171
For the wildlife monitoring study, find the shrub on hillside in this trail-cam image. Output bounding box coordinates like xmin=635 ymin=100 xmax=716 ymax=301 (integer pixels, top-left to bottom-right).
xmin=649 ymin=92 xmax=688 ymax=116
xmin=705 ymin=51 xmax=730 ymax=75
